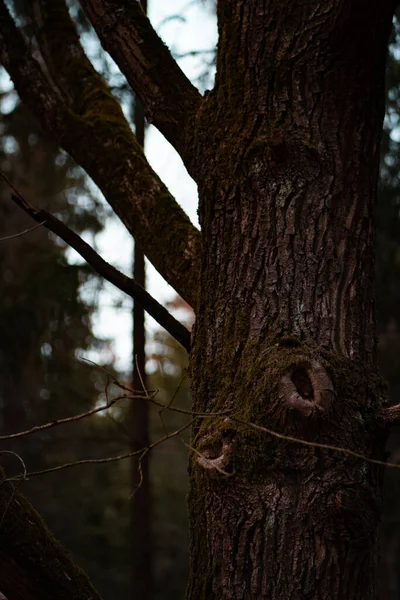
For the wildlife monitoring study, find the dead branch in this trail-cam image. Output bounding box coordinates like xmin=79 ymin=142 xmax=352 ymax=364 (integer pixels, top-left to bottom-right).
xmin=0 ymin=393 xmax=133 ymax=442
xmin=7 ymin=419 xmax=196 ymax=482
xmin=85 ymin=359 xmax=231 ymax=417
xmin=0 ymin=451 xmax=27 ymax=479
xmin=382 ymin=404 xmax=400 ymax=424
xmin=0 ymin=221 xmax=45 ymax=242
xmin=0 ymin=171 xmax=191 ymax=352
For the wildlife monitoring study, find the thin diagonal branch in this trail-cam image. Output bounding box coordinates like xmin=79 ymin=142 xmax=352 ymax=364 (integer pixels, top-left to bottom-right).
xmin=0 ymin=221 xmax=45 ymax=242
xmin=0 ymin=0 xmax=201 ymax=308
xmin=78 ymin=0 xmax=202 ymax=164
xmin=0 ymin=171 xmax=191 ymax=352
xmin=232 ymin=418 xmax=400 ymax=469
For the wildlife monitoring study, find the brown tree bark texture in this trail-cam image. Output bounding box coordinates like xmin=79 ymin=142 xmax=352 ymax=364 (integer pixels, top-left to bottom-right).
xmin=187 ymin=2 xmax=393 ymax=599
xmin=0 ymin=1 xmax=398 ymax=599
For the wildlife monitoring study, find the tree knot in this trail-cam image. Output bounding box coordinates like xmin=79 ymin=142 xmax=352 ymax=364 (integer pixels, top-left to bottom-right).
xmin=196 ymin=424 xmax=236 ymax=476
xmin=278 ymin=360 xmax=334 ymax=417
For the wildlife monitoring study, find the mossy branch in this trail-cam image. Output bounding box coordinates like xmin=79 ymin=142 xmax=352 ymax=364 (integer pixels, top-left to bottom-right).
xmin=0 ymin=470 xmax=103 ymax=600
xmin=78 ymin=0 xmax=202 ymax=165
xmin=0 ymin=0 xmax=201 ymax=308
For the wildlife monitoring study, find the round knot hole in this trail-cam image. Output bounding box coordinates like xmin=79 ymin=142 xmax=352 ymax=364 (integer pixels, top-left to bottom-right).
xmin=279 ymin=360 xmax=334 ymax=417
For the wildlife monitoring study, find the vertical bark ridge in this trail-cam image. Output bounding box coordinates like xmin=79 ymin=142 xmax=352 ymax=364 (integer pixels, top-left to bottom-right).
xmin=187 ymin=2 xmax=393 ymax=598
xmin=194 ymin=0 xmax=392 ymax=361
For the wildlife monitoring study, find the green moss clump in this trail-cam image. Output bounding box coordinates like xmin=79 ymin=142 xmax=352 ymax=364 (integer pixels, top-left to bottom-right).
xmin=191 ymin=337 xmax=388 ymax=481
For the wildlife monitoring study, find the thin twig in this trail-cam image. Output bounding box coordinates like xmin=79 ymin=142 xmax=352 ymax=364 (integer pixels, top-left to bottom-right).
xmin=135 ymin=354 xmax=149 ymax=397
xmin=0 ymin=451 xmax=27 ymax=479
xmin=159 ymin=371 xmax=188 ymax=415
xmin=130 ymin=448 xmax=149 ymax=499
xmin=128 ymin=387 xmax=230 ymax=417
xmin=84 ymin=358 xmax=228 ymax=418
xmin=233 ymin=418 xmax=400 ymax=469
xmin=106 ymin=412 xmax=130 ymax=438
xmin=0 ymin=221 xmax=46 ymax=242
xmin=7 ymin=419 xmax=196 ymax=481
xmin=0 ymin=393 xmax=136 ymax=442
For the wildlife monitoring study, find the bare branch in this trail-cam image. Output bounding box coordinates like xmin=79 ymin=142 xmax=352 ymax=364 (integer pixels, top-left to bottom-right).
xmin=0 ymin=171 xmax=192 ymax=352
xmin=0 ymin=221 xmax=45 ymax=242
xmin=0 ymin=0 xmax=201 ymax=308
xmin=7 ymin=419 xmax=196 ymax=481
xmin=78 ymin=0 xmax=202 ymax=164
xmin=0 ymin=355 xmax=230 ymax=442
xmin=232 ymin=418 xmax=400 ymax=469
xmin=0 ymin=393 xmax=131 ymax=442
xmin=130 ymin=448 xmax=149 ymax=499
xmin=83 ymin=361 xmax=231 ymax=417
xmin=0 ymin=451 xmax=27 ymax=480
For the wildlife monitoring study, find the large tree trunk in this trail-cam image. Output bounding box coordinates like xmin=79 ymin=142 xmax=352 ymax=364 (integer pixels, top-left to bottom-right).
xmin=0 ymin=1 xmax=399 ymax=599
xmin=187 ymin=3 xmax=393 ymax=599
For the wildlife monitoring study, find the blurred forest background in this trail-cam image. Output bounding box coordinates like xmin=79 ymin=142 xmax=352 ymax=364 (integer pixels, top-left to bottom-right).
xmin=1 ymin=2 xmax=400 ymax=599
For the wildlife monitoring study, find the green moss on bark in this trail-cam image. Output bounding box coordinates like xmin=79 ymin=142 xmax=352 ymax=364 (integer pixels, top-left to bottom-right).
xmin=191 ymin=339 xmax=387 ymax=481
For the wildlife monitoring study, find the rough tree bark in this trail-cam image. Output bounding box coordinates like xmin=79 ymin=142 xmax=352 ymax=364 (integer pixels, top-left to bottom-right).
xmin=187 ymin=3 xmax=394 ymax=598
xmin=0 ymin=1 xmax=399 ymax=599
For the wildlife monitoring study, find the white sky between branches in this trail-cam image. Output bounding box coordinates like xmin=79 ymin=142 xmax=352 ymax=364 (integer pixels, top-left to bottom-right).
xmin=84 ymin=1 xmax=217 ymax=372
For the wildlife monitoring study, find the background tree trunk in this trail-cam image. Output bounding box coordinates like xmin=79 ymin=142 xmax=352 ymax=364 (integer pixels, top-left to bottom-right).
xmin=130 ymin=1 xmax=153 ymax=588
xmin=187 ymin=3 xmax=393 ymax=598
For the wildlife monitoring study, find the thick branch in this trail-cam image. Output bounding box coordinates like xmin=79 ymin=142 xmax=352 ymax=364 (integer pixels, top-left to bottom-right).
xmin=0 ymin=470 xmax=103 ymax=600
xmin=78 ymin=0 xmax=202 ymax=164
xmin=0 ymin=0 xmax=201 ymax=308
xmin=1 ymin=174 xmax=191 ymax=352
xmin=382 ymin=404 xmax=400 ymax=424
